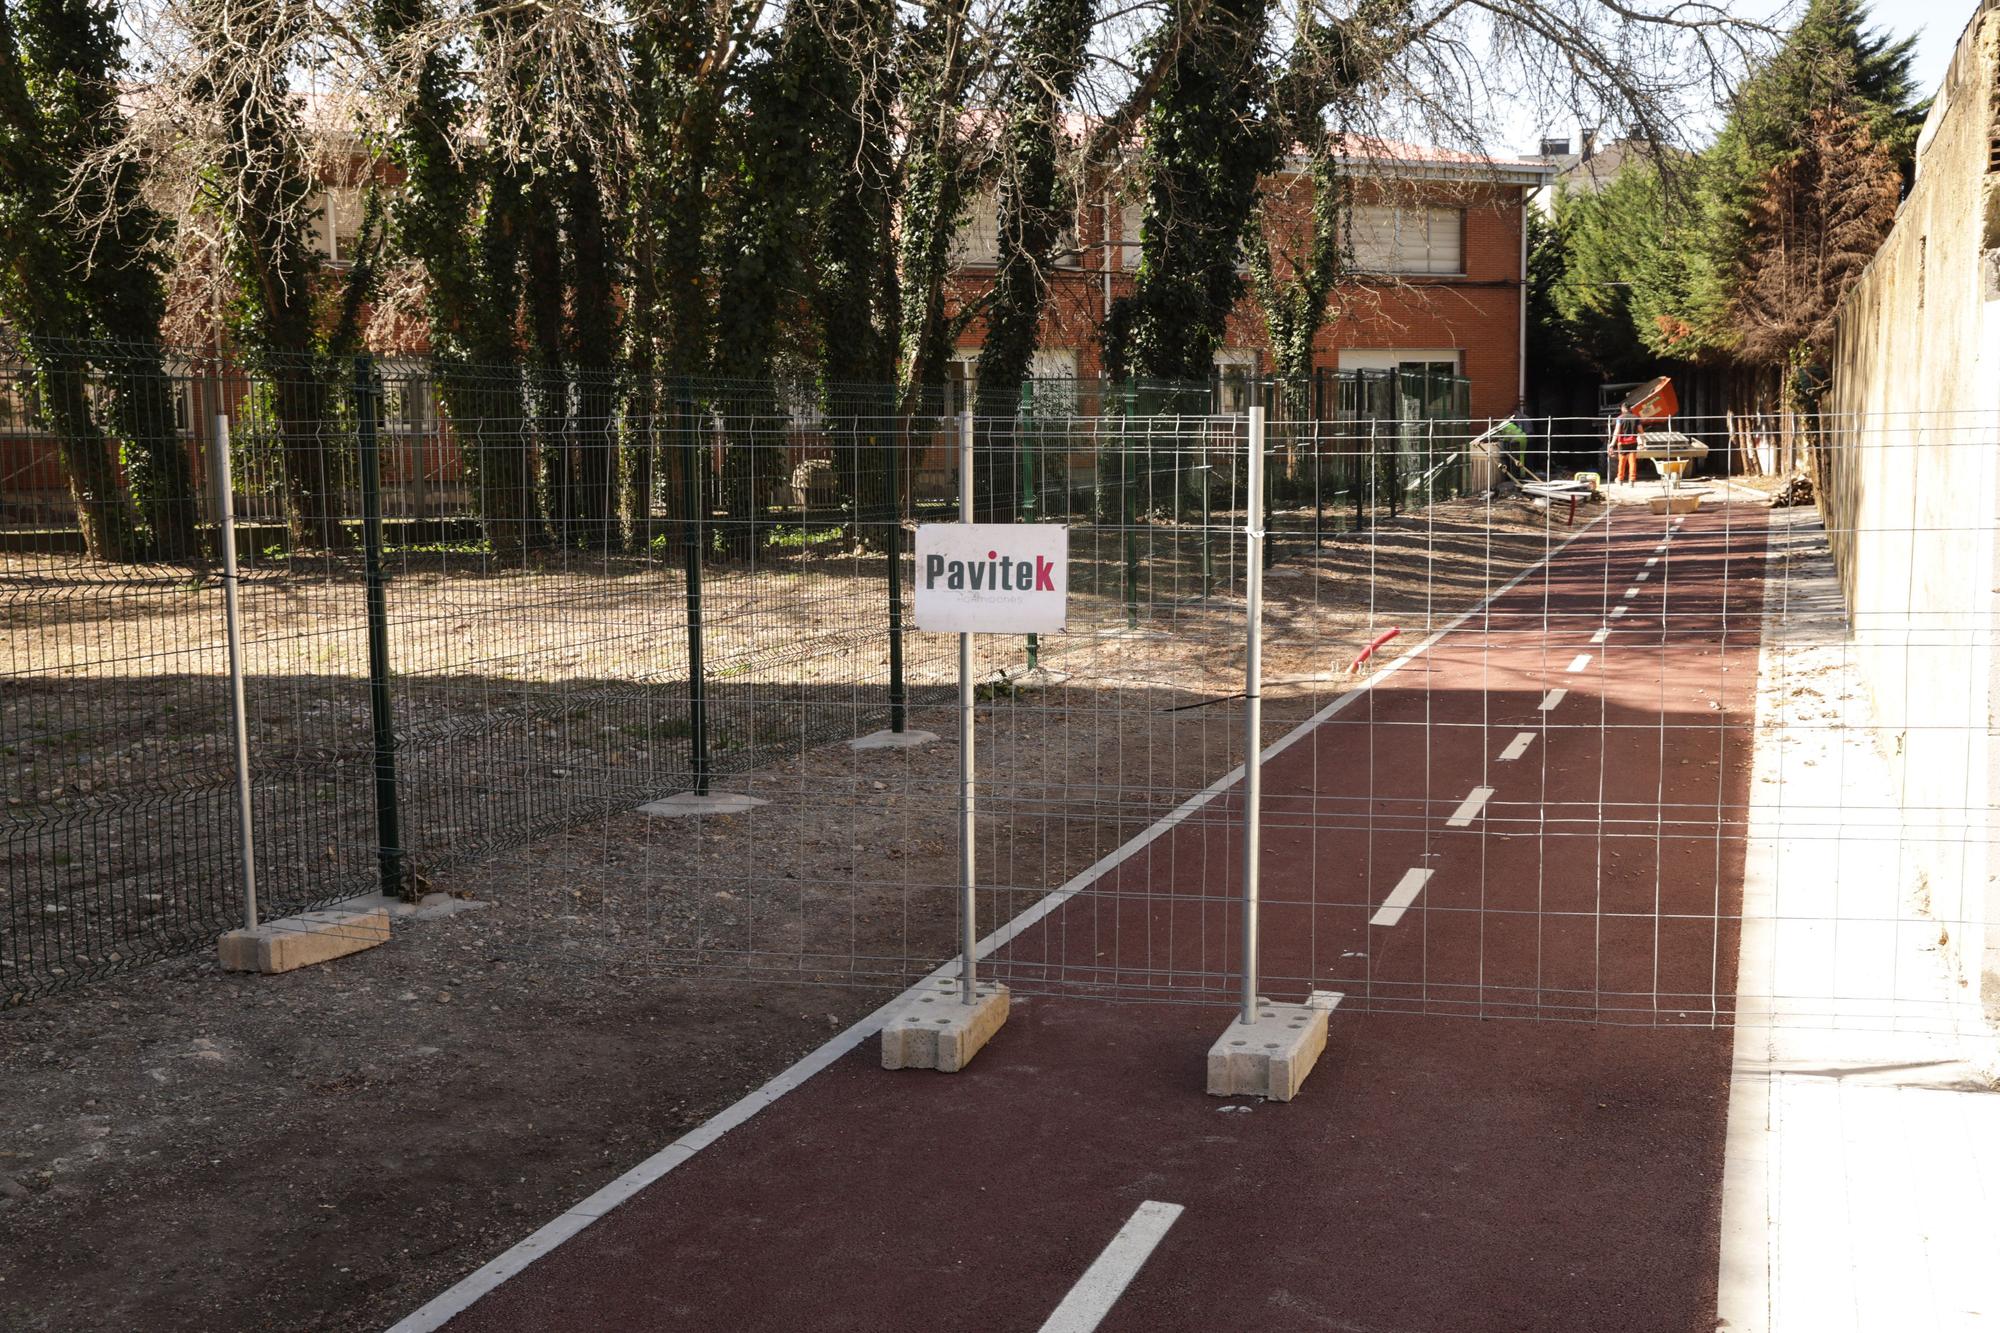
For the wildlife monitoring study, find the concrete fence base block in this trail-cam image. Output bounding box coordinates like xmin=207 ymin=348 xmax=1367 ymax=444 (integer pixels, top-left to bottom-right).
xmin=881 ymin=978 xmax=1009 ymax=1072
xmin=849 ymin=729 xmax=940 ymax=751
xmin=637 ymin=792 xmax=769 ymax=818
xmin=1647 ymin=493 xmax=1705 ymax=515
xmin=1206 ymin=996 xmax=1336 ymax=1101
xmin=218 ymin=908 xmax=390 ymax=974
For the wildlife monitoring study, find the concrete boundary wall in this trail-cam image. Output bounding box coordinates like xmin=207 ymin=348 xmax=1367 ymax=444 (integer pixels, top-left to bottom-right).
xmin=1824 ymin=0 xmax=2000 ymax=1015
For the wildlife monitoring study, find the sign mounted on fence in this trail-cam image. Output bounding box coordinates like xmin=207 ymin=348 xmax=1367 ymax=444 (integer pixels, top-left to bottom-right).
xmin=915 ymin=524 xmax=1069 ymax=634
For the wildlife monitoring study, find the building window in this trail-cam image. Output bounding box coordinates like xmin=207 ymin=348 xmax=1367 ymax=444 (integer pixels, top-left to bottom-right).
xmin=1052 ymin=214 xmax=1082 ymax=268
xmin=314 ymin=186 xmax=368 ymax=266
xmin=948 ymin=353 xmax=979 ymax=415
xmin=1027 ymin=349 xmax=1078 ymax=413
xmin=0 ymin=374 xmax=42 ymax=435
xmin=1337 ymin=349 xmax=1461 ymax=375
xmin=171 ymin=381 xmax=197 ymax=435
xmin=1350 ymin=205 xmax=1465 ymax=275
xmin=1119 ymin=202 xmax=1144 ymax=271
xmin=952 ymin=191 xmax=1000 ymax=267
xmin=382 ymin=377 xmax=437 ymax=434
xmin=1215 ymin=350 xmax=1257 ymax=415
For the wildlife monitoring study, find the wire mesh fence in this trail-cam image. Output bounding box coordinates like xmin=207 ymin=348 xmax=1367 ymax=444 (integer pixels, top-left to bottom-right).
xmin=1 ymin=345 xmax=1484 ymax=1003
xmin=8 ymin=339 xmax=1998 ymax=1044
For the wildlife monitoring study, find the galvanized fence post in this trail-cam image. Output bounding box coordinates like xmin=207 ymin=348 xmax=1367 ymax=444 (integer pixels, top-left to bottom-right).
xmin=354 ymin=356 xmax=406 ymax=899
xmin=887 ymin=414 xmax=907 ymax=734
xmin=1239 ymin=404 xmax=1266 ymax=1024
xmin=1022 ymin=411 xmax=1040 ymax=671
xmin=958 ymin=408 xmax=978 ymax=1004
xmin=678 ymin=393 xmax=712 ymax=795
xmin=211 ymin=414 xmax=258 ymax=930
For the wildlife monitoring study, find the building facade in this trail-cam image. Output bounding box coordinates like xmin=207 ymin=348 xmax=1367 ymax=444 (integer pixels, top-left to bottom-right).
xmin=943 ymin=145 xmax=1554 ymax=422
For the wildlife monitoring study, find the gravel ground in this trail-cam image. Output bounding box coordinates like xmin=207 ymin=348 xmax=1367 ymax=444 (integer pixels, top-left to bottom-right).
xmin=1 ymin=496 xmax=1574 ymax=1332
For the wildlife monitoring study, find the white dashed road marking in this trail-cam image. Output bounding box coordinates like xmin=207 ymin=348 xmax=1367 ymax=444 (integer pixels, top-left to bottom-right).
xmin=1038 ymin=1201 xmax=1185 ymax=1333
xmin=1539 ymin=688 xmax=1567 ymax=710
xmin=1566 ymin=653 xmax=1592 ymax=673
xmin=1590 ymin=627 xmax=1610 ymax=644
xmin=1499 ymin=731 xmax=1535 ymax=761
xmin=1445 ymin=786 xmax=1495 ymax=828
xmin=1371 ymin=868 xmax=1436 ymax=927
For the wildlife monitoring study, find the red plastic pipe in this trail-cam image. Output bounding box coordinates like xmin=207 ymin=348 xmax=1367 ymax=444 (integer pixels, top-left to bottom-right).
xmin=1349 ymin=626 xmax=1401 ymax=673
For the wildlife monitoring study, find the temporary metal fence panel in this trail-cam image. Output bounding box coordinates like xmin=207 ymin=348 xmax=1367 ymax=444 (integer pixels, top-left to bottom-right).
xmin=9 ymin=351 xmax=2000 ymax=1045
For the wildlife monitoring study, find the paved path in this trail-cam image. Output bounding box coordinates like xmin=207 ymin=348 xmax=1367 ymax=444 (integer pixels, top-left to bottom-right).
xmin=401 ymin=502 xmax=1770 ymax=1333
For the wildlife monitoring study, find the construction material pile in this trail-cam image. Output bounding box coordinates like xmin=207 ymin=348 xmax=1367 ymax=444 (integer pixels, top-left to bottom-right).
xmin=1769 ymin=474 xmax=1816 ymax=507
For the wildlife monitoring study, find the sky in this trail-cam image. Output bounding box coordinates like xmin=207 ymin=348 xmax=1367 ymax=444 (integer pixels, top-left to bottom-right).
xmin=1498 ymin=0 xmax=1980 ymax=156
xmin=1886 ymin=0 xmax=1981 ymax=93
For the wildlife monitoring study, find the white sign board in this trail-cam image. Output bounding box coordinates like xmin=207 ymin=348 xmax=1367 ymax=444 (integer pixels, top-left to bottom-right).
xmin=914 ymin=524 xmax=1068 ymax=634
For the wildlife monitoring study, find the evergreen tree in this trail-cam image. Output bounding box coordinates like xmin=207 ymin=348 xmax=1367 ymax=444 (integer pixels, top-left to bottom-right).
xmin=1730 ymin=109 xmax=1900 ymax=375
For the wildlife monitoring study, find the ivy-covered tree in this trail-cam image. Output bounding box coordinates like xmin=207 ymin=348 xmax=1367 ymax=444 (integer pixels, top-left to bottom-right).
xmin=710 ymin=15 xmax=824 ymax=550
xmin=1103 ymin=0 xmax=1277 ymax=386
xmin=0 ymin=0 xmax=136 ymax=560
xmin=892 ymin=0 xmax=982 ymax=408
xmin=1249 ymin=152 xmax=1349 ymax=421
xmin=0 ymin=0 xmax=199 ymax=562
xmin=373 ymin=0 xmax=535 ymax=560
xmin=971 ymin=0 xmax=1093 ymax=419
xmin=182 ymin=0 xmax=355 ymax=549
xmin=808 ymin=0 xmax=901 ymax=531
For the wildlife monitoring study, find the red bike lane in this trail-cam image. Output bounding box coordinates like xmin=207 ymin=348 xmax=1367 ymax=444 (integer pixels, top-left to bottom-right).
xmin=421 ymin=502 xmax=1767 ymax=1333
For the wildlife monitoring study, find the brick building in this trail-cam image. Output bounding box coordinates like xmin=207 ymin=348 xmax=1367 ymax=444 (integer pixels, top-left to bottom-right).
xmin=943 ymin=142 xmax=1555 ymax=422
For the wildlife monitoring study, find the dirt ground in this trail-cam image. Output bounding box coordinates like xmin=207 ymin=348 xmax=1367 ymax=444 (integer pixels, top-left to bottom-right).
xmin=1 ymin=496 xmax=1580 ymax=1332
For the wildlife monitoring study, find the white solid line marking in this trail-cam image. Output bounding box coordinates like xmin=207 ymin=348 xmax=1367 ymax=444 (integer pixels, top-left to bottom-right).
xmin=1371 ymin=868 xmax=1436 ymax=927
xmin=1636 ymin=570 xmax=1651 ymax=582
xmin=1589 ymin=627 xmax=1610 ymax=644
xmin=1445 ymin=786 xmax=1494 ymax=828
xmin=1566 ymin=653 xmax=1592 ymax=673
xmin=1539 ymin=688 xmax=1567 ymax=710
xmin=1610 ymin=606 xmax=1628 ymax=619
xmin=1499 ymin=731 xmax=1535 ymax=761
xmin=1039 ymin=1201 xmax=1185 ymax=1333
xmin=384 ymin=517 xmax=1616 ymax=1333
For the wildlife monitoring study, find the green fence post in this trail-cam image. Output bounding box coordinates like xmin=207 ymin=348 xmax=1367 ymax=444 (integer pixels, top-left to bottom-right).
xmin=678 ymin=394 xmax=712 ymax=795
xmin=1123 ymin=418 xmax=1139 ymax=630
xmin=354 ymin=355 xmax=406 ymax=899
